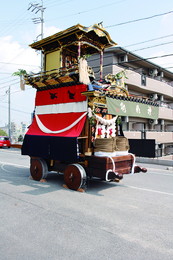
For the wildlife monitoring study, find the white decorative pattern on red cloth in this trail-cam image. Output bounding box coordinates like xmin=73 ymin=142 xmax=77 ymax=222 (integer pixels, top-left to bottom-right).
xmin=26 ymin=84 xmax=88 ymax=137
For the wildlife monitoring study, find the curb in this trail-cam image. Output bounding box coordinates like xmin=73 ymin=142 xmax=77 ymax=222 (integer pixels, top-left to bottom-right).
xmin=136 ymin=157 xmax=173 ymax=167
xmin=10 ymin=145 xmax=173 ymax=168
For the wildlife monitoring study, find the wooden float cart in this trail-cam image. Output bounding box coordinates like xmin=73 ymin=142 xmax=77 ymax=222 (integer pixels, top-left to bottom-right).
xmin=22 ymin=24 xmax=152 ymax=191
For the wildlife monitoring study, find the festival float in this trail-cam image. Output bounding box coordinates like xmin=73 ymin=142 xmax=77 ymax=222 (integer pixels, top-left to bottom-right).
xmin=22 ymin=24 xmax=159 ymax=191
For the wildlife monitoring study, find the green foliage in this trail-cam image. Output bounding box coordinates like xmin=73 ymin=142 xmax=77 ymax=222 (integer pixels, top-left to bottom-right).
xmin=117 ymin=117 xmax=122 ymax=125
xmin=79 ymin=54 xmax=91 ymax=59
xmin=115 ymin=70 xmax=128 ymax=79
xmin=88 ymin=116 xmax=96 ymax=126
xmin=12 ymin=69 xmax=27 ymax=77
xmin=18 ymin=135 xmax=23 ymax=142
xmin=0 ymin=129 xmax=8 ymax=136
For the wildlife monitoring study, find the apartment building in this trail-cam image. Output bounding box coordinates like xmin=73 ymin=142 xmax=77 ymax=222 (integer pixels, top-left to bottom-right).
xmin=0 ymin=122 xmax=28 ymax=143
xmin=88 ymin=47 xmax=173 ymax=159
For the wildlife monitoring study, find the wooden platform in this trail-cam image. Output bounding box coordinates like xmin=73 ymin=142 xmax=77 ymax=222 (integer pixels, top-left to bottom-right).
xmin=86 ymin=154 xmax=134 ymax=179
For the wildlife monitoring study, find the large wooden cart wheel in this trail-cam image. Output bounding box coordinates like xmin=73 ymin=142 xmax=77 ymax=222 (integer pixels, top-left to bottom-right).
xmin=64 ymin=164 xmax=86 ymax=191
xmin=30 ymin=158 xmax=48 ymax=181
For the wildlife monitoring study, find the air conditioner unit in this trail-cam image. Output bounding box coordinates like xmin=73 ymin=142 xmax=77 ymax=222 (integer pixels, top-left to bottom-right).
xmin=148 ymin=119 xmax=158 ymax=125
xmin=149 ymin=68 xmax=158 ymax=76
xmin=158 ymin=71 xmax=164 ymax=78
xmin=149 ymin=93 xmax=158 ymax=100
xmin=119 ymin=54 xmax=128 ymax=63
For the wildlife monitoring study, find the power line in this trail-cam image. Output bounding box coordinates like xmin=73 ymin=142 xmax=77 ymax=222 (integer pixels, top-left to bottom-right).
xmin=2 ymin=48 xmax=28 ymax=67
xmin=10 ymin=87 xmax=32 ymax=95
xmin=0 ymin=9 xmax=31 ymax=37
xmin=91 ymin=53 xmax=173 ymax=72
xmin=44 ymin=0 xmax=72 ymax=8
xmin=0 ymin=75 xmax=13 ymax=82
xmin=0 ymin=61 xmax=39 ymax=67
xmin=0 ymin=77 xmax=19 ymax=84
xmin=0 ymin=95 xmax=7 ymax=102
xmin=132 ymin=41 xmax=173 ymax=52
xmin=0 ymin=72 xmax=12 ymax=75
xmin=124 ymin=34 xmax=173 ymax=48
xmin=105 ymin=10 xmax=173 ymax=28
xmin=0 ymin=104 xmax=31 ymax=115
xmin=127 ymin=53 xmax=173 ymax=63
xmin=0 ymin=81 xmax=20 ymax=90
xmin=0 ymin=86 xmax=33 ymax=98
xmin=46 ymin=0 xmax=125 ymax=21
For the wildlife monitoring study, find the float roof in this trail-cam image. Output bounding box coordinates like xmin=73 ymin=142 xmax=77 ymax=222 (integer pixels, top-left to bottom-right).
xmin=30 ymin=24 xmax=117 ymax=53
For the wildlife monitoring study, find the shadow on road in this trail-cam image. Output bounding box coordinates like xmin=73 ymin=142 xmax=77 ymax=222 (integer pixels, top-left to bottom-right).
xmin=0 ymin=163 xmax=123 ymax=196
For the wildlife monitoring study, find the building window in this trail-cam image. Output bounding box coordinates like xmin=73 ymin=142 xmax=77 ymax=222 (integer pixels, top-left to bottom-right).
xmin=141 ymin=74 xmax=146 ymax=86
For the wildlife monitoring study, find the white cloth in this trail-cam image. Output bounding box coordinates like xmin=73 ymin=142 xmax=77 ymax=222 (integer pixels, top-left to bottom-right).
xmin=79 ymin=58 xmax=90 ymax=85
xmin=94 ymin=150 xmax=128 ymax=157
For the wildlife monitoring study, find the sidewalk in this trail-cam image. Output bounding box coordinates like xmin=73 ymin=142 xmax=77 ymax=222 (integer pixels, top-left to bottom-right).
xmin=136 ymin=156 xmax=173 ymax=168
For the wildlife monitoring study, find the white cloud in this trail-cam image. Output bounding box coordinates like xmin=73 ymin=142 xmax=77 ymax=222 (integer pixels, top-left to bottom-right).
xmin=33 ymin=24 xmax=61 ymax=41
xmin=0 ymin=25 xmax=62 ymax=126
xmin=0 ymin=35 xmax=39 ymax=126
xmin=0 ymin=24 xmax=61 ymax=75
xmin=44 ymin=25 xmax=61 ymax=37
xmin=0 ymin=35 xmax=40 ymax=75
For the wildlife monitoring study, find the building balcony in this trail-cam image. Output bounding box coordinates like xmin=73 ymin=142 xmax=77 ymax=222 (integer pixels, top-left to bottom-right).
xmin=124 ymin=131 xmax=141 ymax=139
xmin=123 ymin=69 xmax=173 ymax=98
xmin=159 ymin=106 xmax=173 ymax=121
xmin=146 ymin=131 xmax=173 ymax=143
xmin=124 ymin=131 xmax=173 ymax=144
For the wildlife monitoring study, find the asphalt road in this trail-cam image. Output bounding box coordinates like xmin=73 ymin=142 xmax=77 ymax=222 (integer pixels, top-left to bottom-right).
xmin=0 ymin=148 xmax=173 ymax=260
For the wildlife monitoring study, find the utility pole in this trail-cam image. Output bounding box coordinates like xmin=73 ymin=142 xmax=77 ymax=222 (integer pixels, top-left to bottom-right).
xmin=7 ymin=86 xmax=11 ymax=140
xmin=28 ymin=1 xmax=46 ymax=71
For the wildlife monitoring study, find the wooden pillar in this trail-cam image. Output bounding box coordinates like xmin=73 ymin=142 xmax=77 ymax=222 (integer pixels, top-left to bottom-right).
xmin=60 ymin=47 xmax=63 ymax=68
xmin=78 ymin=41 xmax=81 ymax=59
xmin=100 ymin=49 xmax=103 ymax=81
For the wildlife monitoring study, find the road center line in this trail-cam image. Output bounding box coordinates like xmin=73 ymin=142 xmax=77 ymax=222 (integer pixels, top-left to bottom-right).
xmin=0 ymin=161 xmax=29 ymax=168
xmin=126 ymin=185 xmax=173 ymax=196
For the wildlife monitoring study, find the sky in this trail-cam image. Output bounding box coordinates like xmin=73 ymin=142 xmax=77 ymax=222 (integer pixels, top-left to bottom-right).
xmin=0 ymin=0 xmax=173 ymax=127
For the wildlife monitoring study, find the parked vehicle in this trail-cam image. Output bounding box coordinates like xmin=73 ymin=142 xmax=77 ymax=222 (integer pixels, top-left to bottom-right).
xmin=0 ymin=136 xmax=11 ymax=148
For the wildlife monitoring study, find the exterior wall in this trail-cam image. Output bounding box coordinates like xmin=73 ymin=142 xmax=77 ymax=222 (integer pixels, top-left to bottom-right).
xmin=88 ymin=53 xmax=114 ymax=79
xmin=146 ymin=131 xmax=173 ymax=143
xmin=159 ymin=107 xmax=173 ymax=121
xmin=166 ymin=124 xmax=173 ymax=131
xmin=88 ymin=48 xmax=173 ymax=158
xmin=124 ymin=131 xmax=141 ymax=139
xmin=112 ymin=65 xmax=173 ymax=98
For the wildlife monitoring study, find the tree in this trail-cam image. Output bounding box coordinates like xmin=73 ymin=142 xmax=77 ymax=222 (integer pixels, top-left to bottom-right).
xmin=12 ymin=69 xmax=28 ymax=90
xmin=0 ymin=129 xmax=8 ymax=136
xmin=18 ymin=135 xmax=23 ymax=142
xmin=12 ymin=69 xmax=27 ymax=76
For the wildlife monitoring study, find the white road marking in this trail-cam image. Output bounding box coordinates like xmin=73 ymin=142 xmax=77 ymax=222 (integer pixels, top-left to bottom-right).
xmin=126 ymin=185 xmax=173 ymax=196
xmin=148 ymin=170 xmax=173 ymax=176
xmin=0 ymin=160 xmax=172 ymax=196
xmin=0 ymin=161 xmax=29 ymax=168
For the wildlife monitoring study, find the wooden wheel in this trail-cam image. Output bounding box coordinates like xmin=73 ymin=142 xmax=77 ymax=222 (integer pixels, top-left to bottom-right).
xmin=64 ymin=164 xmax=86 ymax=190
xmin=30 ymin=158 xmax=48 ymax=181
